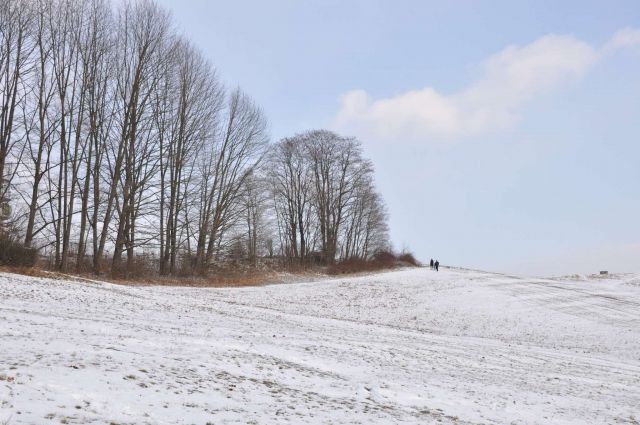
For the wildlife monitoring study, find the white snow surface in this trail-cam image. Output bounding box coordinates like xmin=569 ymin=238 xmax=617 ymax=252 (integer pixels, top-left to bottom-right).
xmin=1 ymin=267 xmax=639 ymax=424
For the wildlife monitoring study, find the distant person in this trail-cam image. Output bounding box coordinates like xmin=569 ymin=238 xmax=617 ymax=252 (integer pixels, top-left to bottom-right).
xmin=430 ymin=258 xmax=434 ymax=269
xmin=434 ymin=260 xmax=439 ymax=272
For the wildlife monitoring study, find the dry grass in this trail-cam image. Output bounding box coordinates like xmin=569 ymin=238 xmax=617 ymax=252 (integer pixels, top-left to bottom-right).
xmin=327 ymin=250 xmax=420 ymax=275
xmin=0 ymin=263 xmax=289 ymax=288
xmin=0 ymin=265 xmax=51 ymax=278
xmin=108 ymin=270 xmax=282 ymax=288
xmin=28 ymin=268 xmax=282 ymax=288
xmin=0 ymin=250 xmax=420 ymax=287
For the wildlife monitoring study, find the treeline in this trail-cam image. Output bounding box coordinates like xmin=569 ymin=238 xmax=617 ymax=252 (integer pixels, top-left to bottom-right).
xmin=0 ymin=0 xmax=390 ymax=277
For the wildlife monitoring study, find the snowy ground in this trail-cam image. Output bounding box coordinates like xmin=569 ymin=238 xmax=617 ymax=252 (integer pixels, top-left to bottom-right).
xmin=1 ymin=267 xmax=639 ymax=424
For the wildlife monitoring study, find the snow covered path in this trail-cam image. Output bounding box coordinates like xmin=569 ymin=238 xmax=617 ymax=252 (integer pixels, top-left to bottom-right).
xmin=1 ymin=268 xmax=639 ymax=424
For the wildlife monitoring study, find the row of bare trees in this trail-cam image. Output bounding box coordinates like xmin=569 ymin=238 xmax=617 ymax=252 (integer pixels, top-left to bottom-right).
xmin=1 ymin=0 xmax=389 ymax=276
xmin=268 ymin=130 xmax=389 ymax=265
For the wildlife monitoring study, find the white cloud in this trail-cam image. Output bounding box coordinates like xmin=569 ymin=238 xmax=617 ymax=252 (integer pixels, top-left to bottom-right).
xmin=335 ymin=29 xmax=640 ymax=141
xmin=604 ymin=27 xmax=640 ymax=51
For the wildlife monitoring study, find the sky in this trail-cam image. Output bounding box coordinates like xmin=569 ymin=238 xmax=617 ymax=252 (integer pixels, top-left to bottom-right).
xmin=158 ymin=0 xmax=640 ymax=276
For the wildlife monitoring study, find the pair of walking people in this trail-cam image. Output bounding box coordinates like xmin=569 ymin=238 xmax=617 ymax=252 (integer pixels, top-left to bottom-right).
xmin=430 ymin=258 xmax=439 ymax=271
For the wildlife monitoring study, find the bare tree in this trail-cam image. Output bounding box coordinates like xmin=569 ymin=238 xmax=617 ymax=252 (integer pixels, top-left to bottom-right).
xmin=268 ymin=135 xmax=316 ymax=263
xmin=0 ymin=0 xmax=33 ymax=230
xmin=240 ymin=169 xmax=271 ymax=265
xmin=341 ymin=178 xmax=389 ymax=259
xmin=23 ymin=0 xmax=56 ymax=248
xmin=75 ymin=0 xmax=114 ymax=272
xmin=305 ymin=130 xmax=371 ymax=264
xmin=156 ymin=39 xmax=222 ymax=275
xmin=48 ymin=0 xmax=93 ymax=270
xmin=193 ymin=88 xmax=268 ymax=273
xmin=107 ymin=0 xmax=171 ymax=277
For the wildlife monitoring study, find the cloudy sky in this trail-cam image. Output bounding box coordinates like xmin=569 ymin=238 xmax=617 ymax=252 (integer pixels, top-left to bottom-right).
xmin=159 ymin=0 xmax=640 ymax=276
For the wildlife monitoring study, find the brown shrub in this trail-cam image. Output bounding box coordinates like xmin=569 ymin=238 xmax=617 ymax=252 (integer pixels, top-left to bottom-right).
xmin=0 ymin=235 xmax=37 ymax=267
xmin=327 ymin=257 xmax=371 ymax=275
xmin=372 ymin=250 xmax=397 ymax=267
xmin=397 ymin=252 xmax=420 ymax=266
xmin=327 ymin=250 xmax=420 ymax=275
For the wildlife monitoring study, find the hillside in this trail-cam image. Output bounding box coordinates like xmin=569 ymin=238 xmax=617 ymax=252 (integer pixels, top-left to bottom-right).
xmin=1 ymin=268 xmax=639 ymax=424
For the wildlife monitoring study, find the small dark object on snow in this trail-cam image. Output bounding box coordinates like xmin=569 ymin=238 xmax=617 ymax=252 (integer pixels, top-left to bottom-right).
xmin=599 ymin=271 xmax=608 ymax=275
xmin=430 ymin=258 xmax=434 ymax=269
xmin=434 ymin=260 xmax=439 ymax=272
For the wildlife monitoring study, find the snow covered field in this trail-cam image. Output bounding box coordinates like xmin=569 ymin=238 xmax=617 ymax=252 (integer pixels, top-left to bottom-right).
xmin=1 ymin=267 xmax=639 ymax=424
